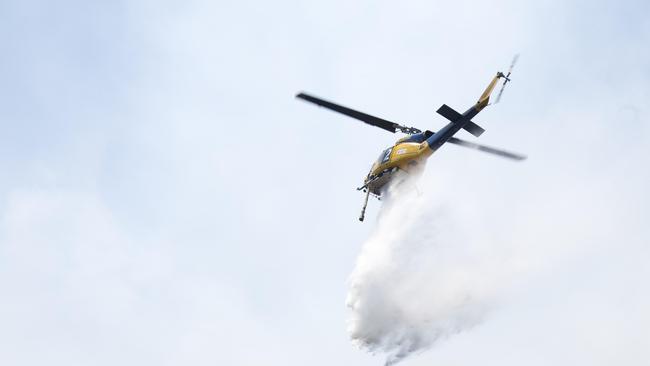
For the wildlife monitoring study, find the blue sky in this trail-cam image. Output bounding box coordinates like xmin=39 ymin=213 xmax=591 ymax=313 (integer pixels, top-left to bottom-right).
xmin=0 ymin=0 xmax=649 ymax=365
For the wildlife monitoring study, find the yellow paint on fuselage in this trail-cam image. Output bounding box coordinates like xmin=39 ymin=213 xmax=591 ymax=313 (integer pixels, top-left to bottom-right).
xmin=476 ymin=73 xmax=502 ymax=110
xmin=369 ymin=141 xmax=432 ymax=177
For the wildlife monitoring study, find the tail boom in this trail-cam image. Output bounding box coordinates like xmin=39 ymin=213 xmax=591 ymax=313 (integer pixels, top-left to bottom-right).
xmin=422 ymin=71 xmax=510 ymax=155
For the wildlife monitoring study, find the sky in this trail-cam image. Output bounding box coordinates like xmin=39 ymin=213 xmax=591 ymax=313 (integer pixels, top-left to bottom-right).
xmin=0 ymin=0 xmax=649 ymax=365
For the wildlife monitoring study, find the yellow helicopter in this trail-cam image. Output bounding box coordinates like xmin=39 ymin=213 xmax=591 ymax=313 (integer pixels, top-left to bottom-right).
xmin=296 ymin=57 xmax=525 ymax=221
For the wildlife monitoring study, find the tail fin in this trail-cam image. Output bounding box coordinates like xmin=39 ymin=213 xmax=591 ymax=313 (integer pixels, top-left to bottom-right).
xmin=475 ymin=73 xmax=503 ymax=111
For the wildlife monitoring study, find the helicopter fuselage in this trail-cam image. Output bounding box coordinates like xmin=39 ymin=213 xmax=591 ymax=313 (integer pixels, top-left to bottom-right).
xmin=364 ymin=134 xmax=432 ymax=196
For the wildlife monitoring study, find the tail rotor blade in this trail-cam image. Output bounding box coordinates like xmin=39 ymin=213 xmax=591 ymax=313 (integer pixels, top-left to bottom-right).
xmin=494 ymin=54 xmax=519 ymax=104
xmin=506 ymin=54 xmax=519 ymax=77
xmin=494 ymin=81 xmax=507 ymax=104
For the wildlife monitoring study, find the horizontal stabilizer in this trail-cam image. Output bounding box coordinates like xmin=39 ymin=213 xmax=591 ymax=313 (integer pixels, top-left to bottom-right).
xmin=436 ymin=104 xmax=485 ymax=137
xmin=436 ymin=104 xmax=463 ymax=122
xmin=463 ymin=121 xmax=485 ymax=137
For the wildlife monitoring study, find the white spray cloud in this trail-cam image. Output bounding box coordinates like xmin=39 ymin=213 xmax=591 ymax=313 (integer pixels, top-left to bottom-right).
xmin=346 ymin=180 xmax=522 ymax=365
xmin=345 ymin=99 xmax=650 ymax=366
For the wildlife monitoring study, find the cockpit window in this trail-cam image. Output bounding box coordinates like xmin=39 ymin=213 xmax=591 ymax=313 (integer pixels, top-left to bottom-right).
xmin=378 ymin=147 xmax=393 ymax=164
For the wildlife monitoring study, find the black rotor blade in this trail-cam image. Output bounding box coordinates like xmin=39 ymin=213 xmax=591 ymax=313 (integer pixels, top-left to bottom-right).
xmin=448 ymin=137 xmax=527 ymax=161
xmin=296 ymin=92 xmax=398 ymax=133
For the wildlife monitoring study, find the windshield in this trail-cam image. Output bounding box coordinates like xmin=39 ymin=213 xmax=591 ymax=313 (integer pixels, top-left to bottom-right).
xmin=377 ymin=147 xmax=392 ymax=164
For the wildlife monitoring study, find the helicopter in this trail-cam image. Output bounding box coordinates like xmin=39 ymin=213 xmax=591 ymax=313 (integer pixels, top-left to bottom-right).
xmin=296 ymin=56 xmax=525 ymax=221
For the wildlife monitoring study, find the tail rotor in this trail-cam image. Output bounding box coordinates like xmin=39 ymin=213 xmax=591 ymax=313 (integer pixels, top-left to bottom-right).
xmin=494 ymin=54 xmax=519 ymax=105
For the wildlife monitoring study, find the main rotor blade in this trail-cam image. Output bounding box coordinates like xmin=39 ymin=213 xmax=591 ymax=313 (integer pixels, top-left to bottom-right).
xmin=448 ymin=137 xmax=527 ymax=161
xmin=296 ymin=92 xmax=398 ymax=133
